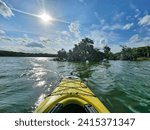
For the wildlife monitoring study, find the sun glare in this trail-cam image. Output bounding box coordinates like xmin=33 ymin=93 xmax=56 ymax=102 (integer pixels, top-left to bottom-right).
xmin=39 ymin=13 xmax=53 ymax=23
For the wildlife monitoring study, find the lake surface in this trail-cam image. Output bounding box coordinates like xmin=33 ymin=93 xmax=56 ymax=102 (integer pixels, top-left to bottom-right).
xmin=0 ymin=57 xmax=150 ymax=113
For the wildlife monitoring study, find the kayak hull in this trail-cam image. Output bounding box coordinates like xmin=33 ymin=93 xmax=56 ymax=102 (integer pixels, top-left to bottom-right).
xmin=34 ymin=76 xmax=109 ymax=113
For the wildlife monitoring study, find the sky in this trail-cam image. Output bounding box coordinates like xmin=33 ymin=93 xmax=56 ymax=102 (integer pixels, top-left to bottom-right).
xmin=0 ymin=0 xmax=150 ymax=54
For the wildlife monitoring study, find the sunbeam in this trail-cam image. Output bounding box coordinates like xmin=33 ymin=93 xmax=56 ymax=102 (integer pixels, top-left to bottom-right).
xmin=11 ymin=7 xmax=70 ymax=24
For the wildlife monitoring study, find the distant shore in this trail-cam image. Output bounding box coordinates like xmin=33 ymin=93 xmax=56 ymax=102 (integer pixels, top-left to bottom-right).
xmin=136 ymin=57 xmax=150 ymax=61
xmin=0 ymin=50 xmax=57 ymax=57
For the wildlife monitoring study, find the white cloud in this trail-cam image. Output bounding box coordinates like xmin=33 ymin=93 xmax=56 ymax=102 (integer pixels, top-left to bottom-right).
xmin=109 ymin=44 xmax=122 ymax=53
xmin=16 ymin=37 xmax=31 ymax=44
xmin=87 ymin=30 xmax=107 ymax=48
xmin=88 ymin=30 xmax=121 ymax=52
xmin=0 ymin=29 xmax=5 ymax=34
xmin=0 ymin=36 xmax=12 ymax=41
xmin=127 ymin=34 xmax=150 ymax=48
xmin=135 ymin=9 xmax=141 ymax=18
xmin=25 ymin=42 xmax=45 ymax=48
xmin=68 ymin=21 xmax=80 ymax=38
xmin=138 ymin=15 xmax=150 ymax=26
xmin=87 ymin=29 xmax=120 ymax=52
xmin=0 ymin=0 xmax=14 ymax=17
xmin=23 ymin=34 xmax=28 ymax=38
xmin=39 ymin=37 xmax=51 ymax=44
xmin=129 ymin=3 xmax=141 ymax=18
xmin=61 ymin=31 xmax=70 ymax=37
xmin=113 ymin=12 xmax=125 ymax=21
xmin=143 ymin=37 xmax=150 ymax=42
xmin=123 ymin=23 xmax=134 ymax=30
xmin=111 ymin=24 xmax=122 ymax=30
xmin=126 ymin=15 xmax=132 ymax=21
xmin=129 ymin=34 xmax=141 ymax=43
xmin=102 ymin=23 xmax=134 ymax=31
xmin=0 ymin=29 xmax=78 ymax=53
xmin=0 ymin=35 xmax=31 ymax=45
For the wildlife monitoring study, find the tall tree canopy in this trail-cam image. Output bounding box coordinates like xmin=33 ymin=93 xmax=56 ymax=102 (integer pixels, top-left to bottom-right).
xmin=57 ymin=38 xmax=104 ymax=62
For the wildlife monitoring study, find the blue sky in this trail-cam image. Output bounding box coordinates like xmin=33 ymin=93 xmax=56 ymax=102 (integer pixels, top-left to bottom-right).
xmin=0 ymin=0 xmax=150 ymax=53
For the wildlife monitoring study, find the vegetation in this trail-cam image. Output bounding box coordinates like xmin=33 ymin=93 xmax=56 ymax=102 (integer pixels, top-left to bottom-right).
xmin=1 ymin=37 xmax=149 ymax=61
xmin=0 ymin=50 xmax=57 ymax=57
xmin=57 ymin=38 xmax=104 ymax=62
xmin=119 ymin=46 xmax=138 ymax=60
xmin=113 ymin=46 xmax=150 ymax=61
xmin=57 ymin=37 xmax=150 ymax=62
xmin=57 ymin=48 xmax=67 ymax=61
xmin=103 ymin=45 xmax=111 ymax=59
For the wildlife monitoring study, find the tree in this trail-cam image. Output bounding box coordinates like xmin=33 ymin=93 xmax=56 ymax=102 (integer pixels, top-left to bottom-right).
xmin=103 ymin=46 xmax=111 ymax=59
xmin=120 ymin=46 xmax=138 ymax=60
xmin=57 ymin=37 xmax=104 ymax=62
xmin=57 ymin=48 xmax=67 ymax=61
xmin=67 ymin=37 xmax=104 ymax=62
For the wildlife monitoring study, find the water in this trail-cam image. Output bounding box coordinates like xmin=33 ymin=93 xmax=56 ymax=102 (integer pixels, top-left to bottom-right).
xmin=0 ymin=57 xmax=150 ymax=113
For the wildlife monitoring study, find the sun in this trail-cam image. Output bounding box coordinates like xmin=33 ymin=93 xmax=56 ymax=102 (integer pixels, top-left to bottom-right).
xmin=39 ymin=13 xmax=53 ymax=23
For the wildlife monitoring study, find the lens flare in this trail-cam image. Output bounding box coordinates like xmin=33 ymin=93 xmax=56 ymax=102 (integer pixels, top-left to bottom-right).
xmin=39 ymin=13 xmax=53 ymax=23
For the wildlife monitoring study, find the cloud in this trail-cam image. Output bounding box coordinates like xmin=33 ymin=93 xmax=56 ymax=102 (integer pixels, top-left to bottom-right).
xmin=94 ymin=12 xmax=105 ymax=25
xmin=127 ymin=34 xmax=150 ymax=48
xmin=129 ymin=3 xmax=141 ymax=18
xmin=111 ymin=24 xmax=122 ymax=30
xmin=138 ymin=15 xmax=150 ymax=26
xmin=0 ymin=0 xmax=14 ymax=17
xmin=15 ymin=37 xmax=31 ymax=44
xmin=0 ymin=35 xmax=31 ymax=44
xmin=61 ymin=31 xmax=70 ymax=37
xmin=68 ymin=21 xmax=80 ymax=38
xmin=25 ymin=42 xmax=45 ymax=48
xmin=123 ymin=23 xmax=134 ymax=30
xmin=52 ymin=33 xmax=77 ymax=51
xmin=113 ymin=12 xmax=125 ymax=21
xmin=135 ymin=9 xmax=141 ymax=18
xmin=23 ymin=34 xmax=28 ymax=38
xmin=87 ymin=30 xmax=107 ymax=48
xmin=0 ymin=29 xmax=5 ymax=34
xmin=0 ymin=36 xmax=12 ymax=41
xmin=94 ymin=11 xmax=100 ymax=21
xmin=102 ymin=23 xmax=134 ymax=31
xmin=87 ymin=29 xmax=120 ymax=51
xmin=109 ymin=44 xmax=122 ymax=53
xmin=39 ymin=37 xmax=51 ymax=44
xmin=86 ymin=23 xmax=125 ymax=52
xmin=129 ymin=34 xmax=141 ymax=43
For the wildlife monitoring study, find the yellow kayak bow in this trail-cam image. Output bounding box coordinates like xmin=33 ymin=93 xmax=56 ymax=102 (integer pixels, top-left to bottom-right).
xmin=34 ymin=76 xmax=109 ymax=113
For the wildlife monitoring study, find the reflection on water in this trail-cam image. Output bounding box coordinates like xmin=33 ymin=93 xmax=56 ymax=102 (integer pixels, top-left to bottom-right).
xmin=0 ymin=57 xmax=150 ymax=112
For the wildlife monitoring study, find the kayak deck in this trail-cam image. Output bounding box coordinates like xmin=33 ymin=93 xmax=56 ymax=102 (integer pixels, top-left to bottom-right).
xmin=34 ymin=76 xmax=109 ymax=113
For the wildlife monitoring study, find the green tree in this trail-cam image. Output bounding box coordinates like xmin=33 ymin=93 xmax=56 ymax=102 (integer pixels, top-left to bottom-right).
xmin=57 ymin=38 xmax=104 ymax=62
xmin=57 ymin=48 xmax=67 ymax=61
xmin=120 ymin=45 xmax=138 ymax=60
xmin=67 ymin=37 xmax=104 ymax=62
xmin=103 ymin=46 xmax=111 ymax=59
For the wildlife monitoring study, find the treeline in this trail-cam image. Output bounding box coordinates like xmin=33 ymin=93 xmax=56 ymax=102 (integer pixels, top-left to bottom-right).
xmin=57 ymin=37 xmax=150 ymax=61
xmin=0 ymin=50 xmax=57 ymax=57
xmin=109 ymin=46 xmax=150 ymax=60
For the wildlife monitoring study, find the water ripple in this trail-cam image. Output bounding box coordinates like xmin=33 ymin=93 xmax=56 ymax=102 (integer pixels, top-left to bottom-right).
xmin=0 ymin=58 xmax=150 ymax=112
